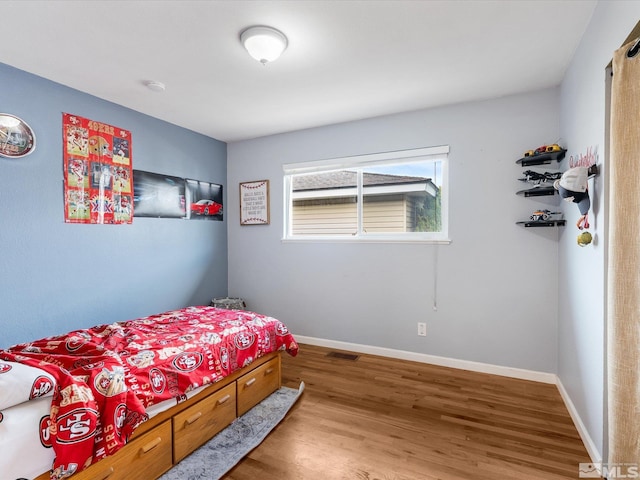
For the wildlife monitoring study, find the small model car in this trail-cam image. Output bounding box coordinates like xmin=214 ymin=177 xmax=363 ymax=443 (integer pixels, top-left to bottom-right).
xmin=523 ymin=144 xmax=564 ymax=157
xmin=534 ymin=145 xmax=548 ymax=155
xmin=530 ymin=209 xmax=551 ymax=221
xmin=519 ymin=170 xmax=563 ymax=185
xmin=191 ymin=199 xmax=223 ymax=216
xmin=524 ymin=146 xmax=548 ymax=157
xmin=530 ymin=209 xmax=562 ymax=222
xmin=545 ymin=144 xmax=563 ymax=153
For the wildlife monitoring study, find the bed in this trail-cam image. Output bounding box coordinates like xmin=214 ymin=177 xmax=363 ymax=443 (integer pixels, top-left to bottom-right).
xmin=0 ymin=306 xmax=298 ymax=480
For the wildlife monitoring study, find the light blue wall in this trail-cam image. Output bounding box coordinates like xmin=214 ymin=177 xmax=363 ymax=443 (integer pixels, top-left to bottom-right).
xmin=0 ymin=63 xmax=228 ymax=348
xmin=228 ymin=88 xmax=561 ymax=374
xmin=558 ymin=0 xmax=640 ymax=462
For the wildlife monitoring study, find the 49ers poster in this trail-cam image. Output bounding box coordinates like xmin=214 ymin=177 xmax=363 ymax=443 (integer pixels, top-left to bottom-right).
xmin=63 ymin=113 xmax=133 ymax=224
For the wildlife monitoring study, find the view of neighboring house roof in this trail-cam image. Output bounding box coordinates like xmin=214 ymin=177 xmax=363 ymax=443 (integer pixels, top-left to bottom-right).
xmin=292 ymin=171 xmax=431 ymax=192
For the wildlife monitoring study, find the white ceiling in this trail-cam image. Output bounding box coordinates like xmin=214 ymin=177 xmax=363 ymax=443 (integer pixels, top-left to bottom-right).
xmin=0 ymin=0 xmax=596 ymax=142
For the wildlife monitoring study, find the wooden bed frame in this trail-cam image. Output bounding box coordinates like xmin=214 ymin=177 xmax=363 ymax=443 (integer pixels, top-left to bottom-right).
xmin=34 ymin=352 xmax=282 ymax=480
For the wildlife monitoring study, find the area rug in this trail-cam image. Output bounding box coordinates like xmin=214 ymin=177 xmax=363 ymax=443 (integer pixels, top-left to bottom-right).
xmin=158 ymin=382 xmax=305 ymax=480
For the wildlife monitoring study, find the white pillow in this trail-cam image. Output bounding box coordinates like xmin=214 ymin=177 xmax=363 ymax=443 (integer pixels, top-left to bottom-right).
xmin=0 ymin=361 xmax=56 ymax=410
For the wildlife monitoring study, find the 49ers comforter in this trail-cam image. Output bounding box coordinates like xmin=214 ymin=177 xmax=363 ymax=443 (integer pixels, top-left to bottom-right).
xmin=0 ymin=306 xmax=298 ymax=480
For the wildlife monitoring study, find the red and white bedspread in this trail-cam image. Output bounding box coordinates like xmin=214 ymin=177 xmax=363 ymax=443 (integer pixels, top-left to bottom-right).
xmin=0 ymin=306 xmax=298 ymax=480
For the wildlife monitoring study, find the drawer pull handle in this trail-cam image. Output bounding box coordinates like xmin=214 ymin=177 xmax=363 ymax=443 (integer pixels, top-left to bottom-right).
xmin=141 ymin=437 xmax=162 ymax=454
xmin=245 ymin=378 xmax=256 ymax=388
xmin=217 ymin=394 xmax=231 ymax=405
xmin=265 ymin=368 xmax=274 ymax=375
xmin=96 ymin=467 xmax=115 ymax=480
xmin=185 ymin=411 xmax=203 ymax=425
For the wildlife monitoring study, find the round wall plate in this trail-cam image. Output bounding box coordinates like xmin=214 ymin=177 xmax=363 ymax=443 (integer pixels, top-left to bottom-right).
xmin=0 ymin=113 xmax=36 ymax=158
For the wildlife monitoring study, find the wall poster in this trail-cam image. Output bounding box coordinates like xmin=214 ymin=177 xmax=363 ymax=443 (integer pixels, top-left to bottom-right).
xmin=132 ymin=170 xmax=223 ymax=221
xmin=132 ymin=170 xmax=186 ymax=218
xmin=63 ymin=113 xmax=133 ymax=224
xmin=186 ymin=179 xmax=223 ymax=221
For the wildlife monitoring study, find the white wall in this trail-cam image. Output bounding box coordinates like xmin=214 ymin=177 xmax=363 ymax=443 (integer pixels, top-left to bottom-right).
xmin=228 ymin=88 xmax=561 ymax=374
xmin=558 ymin=0 xmax=640 ymax=462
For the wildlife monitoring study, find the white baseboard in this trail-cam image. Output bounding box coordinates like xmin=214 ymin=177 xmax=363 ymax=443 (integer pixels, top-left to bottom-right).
xmin=556 ymin=377 xmax=603 ymax=466
xmin=294 ymin=335 xmax=557 ymax=384
xmin=295 ymin=335 xmax=602 ymax=465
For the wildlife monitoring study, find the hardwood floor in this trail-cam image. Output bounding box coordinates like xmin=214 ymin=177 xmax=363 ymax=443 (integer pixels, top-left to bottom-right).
xmin=223 ymin=344 xmax=596 ymax=480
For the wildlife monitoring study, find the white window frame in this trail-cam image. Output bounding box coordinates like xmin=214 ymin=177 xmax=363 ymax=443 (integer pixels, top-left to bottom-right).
xmin=283 ymin=145 xmax=450 ymax=244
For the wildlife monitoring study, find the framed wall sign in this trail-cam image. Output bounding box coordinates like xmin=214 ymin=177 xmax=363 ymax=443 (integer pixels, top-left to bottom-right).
xmin=240 ymin=180 xmax=270 ymax=225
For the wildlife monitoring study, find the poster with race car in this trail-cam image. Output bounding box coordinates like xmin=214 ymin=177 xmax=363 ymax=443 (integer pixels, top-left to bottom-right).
xmin=63 ymin=113 xmax=133 ymax=224
xmin=186 ymin=178 xmax=223 ymax=220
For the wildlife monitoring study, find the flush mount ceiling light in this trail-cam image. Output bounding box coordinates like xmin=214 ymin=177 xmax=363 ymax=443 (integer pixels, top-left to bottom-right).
xmin=240 ymin=26 xmax=288 ymax=65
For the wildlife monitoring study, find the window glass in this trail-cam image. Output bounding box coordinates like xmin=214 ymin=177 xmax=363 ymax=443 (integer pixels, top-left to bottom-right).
xmin=284 ymin=146 xmax=449 ymax=243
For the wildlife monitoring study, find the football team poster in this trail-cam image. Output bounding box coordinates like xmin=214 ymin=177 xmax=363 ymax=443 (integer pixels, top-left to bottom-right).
xmin=63 ymin=113 xmax=133 ymax=224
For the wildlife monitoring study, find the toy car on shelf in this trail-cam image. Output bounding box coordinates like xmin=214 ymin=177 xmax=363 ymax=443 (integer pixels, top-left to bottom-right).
xmin=530 ymin=209 xmax=563 ymax=222
xmin=545 ymin=144 xmax=563 ymax=153
xmin=519 ymin=170 xmax=563 ymax=185
xmin=523 ymin=144 xmax=563 ymax=157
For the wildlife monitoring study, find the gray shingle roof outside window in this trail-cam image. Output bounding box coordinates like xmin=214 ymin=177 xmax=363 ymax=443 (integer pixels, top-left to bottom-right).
xmin=292 ymin=171 xmax=430 ymax=192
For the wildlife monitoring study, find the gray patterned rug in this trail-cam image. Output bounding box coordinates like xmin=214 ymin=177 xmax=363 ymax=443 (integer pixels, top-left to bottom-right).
xmin=159 ymin=382 xmax=304 ymax=480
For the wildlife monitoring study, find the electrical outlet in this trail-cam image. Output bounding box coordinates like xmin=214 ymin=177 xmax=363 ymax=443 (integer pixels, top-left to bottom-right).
xmin=417 ymin=322 xmax=427 ymax=336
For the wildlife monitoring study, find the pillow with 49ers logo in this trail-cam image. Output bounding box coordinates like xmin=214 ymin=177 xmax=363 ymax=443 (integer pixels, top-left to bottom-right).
xmin=0 ymin=361 xmax=56 ymax=410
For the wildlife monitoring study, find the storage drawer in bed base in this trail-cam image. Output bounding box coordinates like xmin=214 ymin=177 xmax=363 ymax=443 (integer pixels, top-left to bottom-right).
xmin=55 ymin=420 xmax=173 ymax=480
xmin=34 ymin=352 xmax=281 ymax=480
xmin=237 ymin=356 xmax=281 ymax=416
xmin=173 ymin=382 xmax=236 ymax=463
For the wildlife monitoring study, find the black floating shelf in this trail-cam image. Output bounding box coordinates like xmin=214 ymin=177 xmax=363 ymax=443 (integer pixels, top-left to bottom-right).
xmin=516 ymin=220 xmax=566 ymax=227
xmin=516 ymin=186 xmax=557 ymax=197
xmin=516 ymin=149 xmax=566 ymax=166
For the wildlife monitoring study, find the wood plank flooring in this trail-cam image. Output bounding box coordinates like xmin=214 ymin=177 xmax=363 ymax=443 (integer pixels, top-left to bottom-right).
xmin=223 ymin=344 xmax=596 ymax=480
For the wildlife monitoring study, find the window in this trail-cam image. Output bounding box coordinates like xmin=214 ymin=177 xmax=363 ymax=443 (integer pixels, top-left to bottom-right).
xmin=283 ymin=146 xmax=449 ymax=242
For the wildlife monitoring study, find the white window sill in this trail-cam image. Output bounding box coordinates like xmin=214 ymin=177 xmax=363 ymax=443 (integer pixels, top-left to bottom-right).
xmin=281 ymin=236 xmax=452 ymax=245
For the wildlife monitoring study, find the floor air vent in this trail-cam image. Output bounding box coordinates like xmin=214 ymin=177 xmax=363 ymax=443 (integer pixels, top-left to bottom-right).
xmin=326 ymin=351 xmax=359 ymax=361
